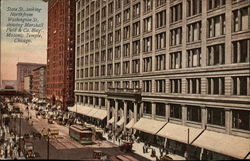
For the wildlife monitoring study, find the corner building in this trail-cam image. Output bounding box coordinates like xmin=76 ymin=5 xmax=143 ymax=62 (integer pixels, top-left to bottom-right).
xmin=73 ymin=0 xmax=250 ymax=160
xmin=47 ymin=0 xmax=76 ymax=110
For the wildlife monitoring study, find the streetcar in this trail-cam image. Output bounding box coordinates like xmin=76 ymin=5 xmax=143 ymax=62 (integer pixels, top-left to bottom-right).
xmin=69 ymin=125 xmax=93 ymax=144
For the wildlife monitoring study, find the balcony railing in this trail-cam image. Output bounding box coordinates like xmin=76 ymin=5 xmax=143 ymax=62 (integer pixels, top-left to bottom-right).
xmin=107 ymin=88 xmax=141 ymax=94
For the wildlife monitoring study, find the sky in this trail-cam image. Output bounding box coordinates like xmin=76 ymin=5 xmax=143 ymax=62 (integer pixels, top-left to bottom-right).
xmin=1 ymin=0 xmax=48 ymax=81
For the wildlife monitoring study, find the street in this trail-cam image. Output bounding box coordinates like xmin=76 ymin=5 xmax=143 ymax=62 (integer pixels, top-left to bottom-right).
xmin=9 ymin=103 xmax=150 ymax=160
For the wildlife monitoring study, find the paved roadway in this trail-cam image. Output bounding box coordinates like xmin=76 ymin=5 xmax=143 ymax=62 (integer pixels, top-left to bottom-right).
xmin=9 ymin=103 xmax=150 ymax=160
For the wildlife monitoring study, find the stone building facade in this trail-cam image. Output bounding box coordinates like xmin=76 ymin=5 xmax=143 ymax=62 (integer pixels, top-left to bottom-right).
xmin=73 ymin=0 xmax=250 ymax=160
xmin=32 ymin=66 xmax=46 ymax=99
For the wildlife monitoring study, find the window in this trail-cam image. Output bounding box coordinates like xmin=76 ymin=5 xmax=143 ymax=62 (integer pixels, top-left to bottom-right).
xmin=101 ymin=6 xmax=106 ymax=18
xmin=115 ymin=0 xmax=121 ymax=10
xmin=207 ymin=44 xmax=225 ymax=65
xmin=115 ymin=29 xmax=121 ymax=43
xmin=95 ymin=52 xmax=99 ymax=63
xmin=207 ymin=107 xmax=225 ymax=126
xmin=170 ymin=79 xmax=182 ymax=93
xmin=170 ymin=27 xmax=182 ymax=46
xmin=95 ymin=82 xmax=99 ymax=91
xmin=132 ymin=81 xmax=140 ymax=88
xmin=108 ymin=33 xmax=113 ymax=45
xmin=187 ymin=78 xmax=201 ymax=94
xmin=208 ymin=0 xmax=225 ymax=10
xmin=124 ymin=8 xmax=130 ymax=22
xmin=232 ymin=110 xmax=250 ymax=131
xmin=90 ymin=54 xmax=94 ymax=65
xmin=101 ymin=50 xmax=106 ymax=62
xmin=114 ymin=63 xmax=121 ymax=75
xmin=107 ymin=81 xmax=113 ymax=88
xmin=144 ymin=0 xmax=153 ymax=13
xmin=187 ymin=105 xmax=201 ymax=122
xmin=143 ymin=36 xmax=152 ymax=52
xmin=156 ymin=80 xmax=165 ymax=93
xmin=155 ymin=54 xmax=166 ymax=71
xmin=144 ymin=102 xmax=152 ymax=114
xmin=107 ymin=48 xmax=113 ymax=61
xmin=108 ymin=2 xmax=114 ymax=15
xmin=101 ymin=35 xmax=106 ymax=47
xmin=101 ymin=21 xmax=106 ymax=33
xmin=207 ymin=77 xmax=225 ymax=95
xmin=187 ymin=0 xmax=202 ymax=17
xmin=96 ymin=11 xmax=100 ymax=23
xmin=187 ymin=48 xmax=201 ymax=67
xmin=133 ymin=3 xmax=140 ymax=18
xmin=101 ymin=65 xmax=106 ymax=76
xmin=90 ymin=15 xmax=94 ymax=26
xmin=123 ymin=26 xmax=130 ymax=40
xmin=208 ymin=14 xmax=225 ymax=38
xmin=95 ymin=66 xmax=99 ymax=76
xmin=143 ymin=57 xmax=152 ymax=72
xmin=156 ymin=0 xmax=166 ymax=7
xmin=170 ymin=51 xmax=182 ymax=69
xmin=115 ymin=13 xmax=122 ymax=26
xmin=85 ymin=55 xmax=89 ymax=65
xmin=123 ymin=81 xmax=130 ymax=88
xmin=132 ymin=59 xmax=140 ymax=73
xmin=108 ymin=18 xmax=113 ymax=30
xmin=114 ymin=81 xmax=121 ymax=88
xmin=170 ymin=3 xmax=182 ymax=23
xmin=143 ymin=16 xmax=152 ymax=32
xmin=170 ymin=104 xmax=182 ymax=119
xmin=233 ymin=7 xmax=250 ymax=32
xmin=132 ymin=21 xmax=140 ymax=37
xmin=156 ymin=32 xmax=166 ymax=50
xmin=187 ymin=21 xmax=201 ymax=42
xmin=90 ymin=40 xmax=94 ymax=51
xmin=156 ymin=10 xmax=166 ymax=28
xmin=101 ymin=82 xmax=105 ymax=90
xmin=232 ymin=39 xmax=250 ymax=63
xmin=156 ymin=103 xmax=166 ymax=116
xmin=107 ymin=64 xmax=113 ymax=76
xmin=90 ymin=67 xmax=94 ymax=77
xmin=85 ymin=68 xmax=89 ymax=77
xmin=95 ymin=38 xmax=100 ymax=50
xmin=232 ymin=76 xmax=250 ymax=96
xmin=123 ymin=43 xmax=130 ymax=58
xmin=132 ymin=40 xmax=140 ymax=56
xmin=115 ymin=46 xmax=121 ymax=59
xmin=123 ymin=61 xmax=130 ymax=74
xmin=143 ymin=80 xmax=152 ymax=92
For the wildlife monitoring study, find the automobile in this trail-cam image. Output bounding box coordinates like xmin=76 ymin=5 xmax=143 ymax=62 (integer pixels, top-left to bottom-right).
xmin=119 ymin=140 xmax=133 ymax=152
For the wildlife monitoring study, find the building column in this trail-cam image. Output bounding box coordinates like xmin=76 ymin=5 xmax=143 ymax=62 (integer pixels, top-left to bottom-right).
xmin=106 ymin=99 xmax=110 ymax=126
xmin=237 ymin=77 xmax=240 ymax=95
xmin=211 ymin=78 xmax=214 ymax=94
xmin=140 ymin=102 xmax=144 ymax=118
xmin=238 ymin=9 xmax=242 ymax=31
xmin=225 ymin=109 xmax=232 ymax=134
xmin=219 ymin=78 xmax=223 ymax=95
xmin=182 ymin=105 xmax=187 ymax=125
xmin=88 ymin=96 xmax=90 ymax=105
xmin=123 ymin=101 xmax=128 ymax=132
xmin=165 ymin=103 xmax=170 ymax=122
xmin=211 ymin=18 xmax=215 ymax=37
xmin=93 ymin=97 xmax=96 ymax=107
xmin=247 ymin=77 xmax=250 ymax=96
xmin=219 ymin=44 xmax=223 ymax=64
xmin=115 ymin=99 xmax=118 ymax=129
xmin=152 ymin=102 xmax=156 ymax=119
xmin=134 ymin=102 xmax=138 ymax=123
xmin=99 ymin=97 xmax=102 ymax=108
xmin=237 ymin=41 xmax=241 ymax=63
xmin=201 ymin=106 xmax=207 ymax=129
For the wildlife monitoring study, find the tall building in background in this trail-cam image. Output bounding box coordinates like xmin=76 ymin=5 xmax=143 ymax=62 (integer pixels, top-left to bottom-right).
xmin=47 ymin=0 xmax=76 ymax=110
xmin=73 ymin=0 xmax=250 ymax=160
xmin=32 ymin=65 xmax=46 ymax=99
xmin=17 ymin=62 xmax=46 ymax=91
xmin=0 ymin=0 xmax=2 ymax=88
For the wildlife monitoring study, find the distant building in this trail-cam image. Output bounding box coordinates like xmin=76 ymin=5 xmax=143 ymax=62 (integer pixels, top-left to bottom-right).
xmin=32 ymin=66 xmax=46 ymax=99
xmin=16 ymin=62 xmax=46 ymax=91
xmin=47 ymin=0 xmax=75 ymax=110
xmin=24 ymin=75 xmax=32 ymax=93
xmin=1 ymin=80 xmax=17 ymax=90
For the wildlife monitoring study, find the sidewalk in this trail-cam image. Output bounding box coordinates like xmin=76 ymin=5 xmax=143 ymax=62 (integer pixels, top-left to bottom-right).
xmin=103 ymin=133 xmax=185 ymax=161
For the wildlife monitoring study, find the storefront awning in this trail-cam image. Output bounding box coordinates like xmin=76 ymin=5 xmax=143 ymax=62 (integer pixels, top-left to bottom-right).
xmin=92 ymin=109 xmax=107 ymax=120
xmin=85 ymin=108 xmax=98 ymax=117
xmin=68 ymin=105 xmax=77 ymax=112
xmin=191 ymin=130 xmax=250 ymax=159
xmin=125 ymin=118 xmax=134 ymax=129
xmin=116 ymin=117 xmax=124 ymax=126
xmin=157 ymin=123 xmax=204 ymax=144
xmin=133 ymin=118 xmax=166 ymax=135
xmin=68 ymin=105 xmax=93 ymax=116
xmin=108 ymin=117 xmax=114 ymax=124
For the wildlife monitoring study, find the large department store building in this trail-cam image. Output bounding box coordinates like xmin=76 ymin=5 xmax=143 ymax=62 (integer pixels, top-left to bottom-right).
xmin=72 ymin=0 xmax=250 ymax=160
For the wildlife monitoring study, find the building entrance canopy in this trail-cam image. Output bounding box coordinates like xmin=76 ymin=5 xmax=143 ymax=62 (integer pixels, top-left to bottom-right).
xmin=125 ymin=118 xmax=134 ymax=129
xmin=157 ymin=123 xmax=204 ymax=144
xmin=133 ymin=118 xmax=166 ymax=135
xmin=191 ymin=130 xmax=250 ymax=159
xmin=68 ymin=105 xmax=107 ymax=120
